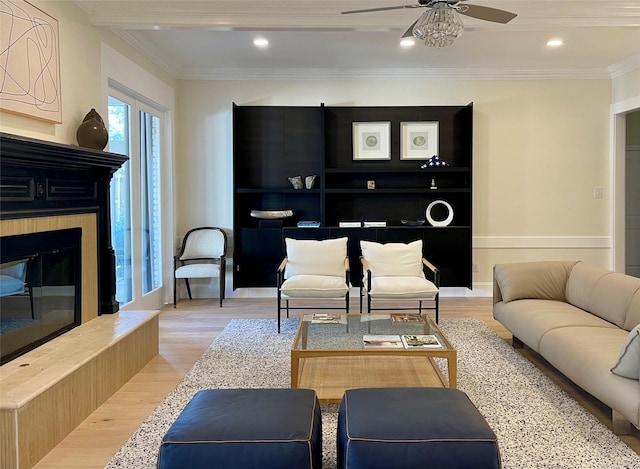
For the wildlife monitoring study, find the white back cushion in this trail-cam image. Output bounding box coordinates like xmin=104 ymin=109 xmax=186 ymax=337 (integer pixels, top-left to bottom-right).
xmin=360 ymin=240 xmax=424 ymax=278
xmin=284 ymin=237 xmax=347 ymax=278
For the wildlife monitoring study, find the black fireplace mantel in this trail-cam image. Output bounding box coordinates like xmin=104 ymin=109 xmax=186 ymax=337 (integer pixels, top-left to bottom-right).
xmin=0 ymin=132 xmax=128 ymax=314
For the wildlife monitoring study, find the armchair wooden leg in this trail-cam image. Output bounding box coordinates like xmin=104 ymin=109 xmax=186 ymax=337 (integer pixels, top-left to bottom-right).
xmin=419 ymin=300 xmax=423 ymax=315
xmin=184 ymin=279 xmax=193 ymax=300
xmin=277 ymin=291 xmax=281 ymax=333
xmin=219 ymin=272 xmax=224 ymax=307
xmin=173 ymin=276 xmax=177 ymax=308
xmin=435 ymin=295 xmax=439 ymax=323
xmin=346 ymin=291 xmax=350 ymax=314
xmin=359 ymin=286 xmax=363 ymax=314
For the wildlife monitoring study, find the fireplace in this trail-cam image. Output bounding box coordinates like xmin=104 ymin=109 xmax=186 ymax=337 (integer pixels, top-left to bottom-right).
xmin=0 ymin=132 xmax=127 ymax=363
xmin=0 ymin=228 xmax=82 ymax=364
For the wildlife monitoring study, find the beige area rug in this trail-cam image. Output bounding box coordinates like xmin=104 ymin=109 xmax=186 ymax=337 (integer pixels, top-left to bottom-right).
xmin=105 ymin=318 xmax=640 ymax=469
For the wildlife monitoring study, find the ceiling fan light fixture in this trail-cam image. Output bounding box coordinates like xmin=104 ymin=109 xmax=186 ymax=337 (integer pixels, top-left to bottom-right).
xmin=413 ymin=4 xmax=464 ymax=48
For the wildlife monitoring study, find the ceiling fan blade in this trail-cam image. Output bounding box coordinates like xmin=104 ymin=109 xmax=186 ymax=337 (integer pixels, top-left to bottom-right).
xmin=342 ymin=4 xmax=421 ymax=14
xmin=402 ymin=18 xmax=421 ymax=38
xmin=457 ymin=4 xmax=516 ymax=24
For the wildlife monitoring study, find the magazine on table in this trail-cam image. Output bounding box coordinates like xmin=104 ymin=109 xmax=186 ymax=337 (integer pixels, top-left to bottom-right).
xmin=362 ymin=334 xmax=404 ymax=348
xmin=391 ymin=313 xmax=425 ymax=323
xmin=310 ymin=313 xmax=347 ymax=324
xmin=401 ymin=334 xmax=442 ymax=349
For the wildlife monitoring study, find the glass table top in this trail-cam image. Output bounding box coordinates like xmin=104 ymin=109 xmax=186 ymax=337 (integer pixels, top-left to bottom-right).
xmin=293 ymin=313 xmax=453 ymax=352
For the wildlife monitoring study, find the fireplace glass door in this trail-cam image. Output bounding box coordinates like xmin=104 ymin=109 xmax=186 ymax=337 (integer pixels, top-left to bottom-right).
xmin=0 ymin=229 xmax=81 ymax=364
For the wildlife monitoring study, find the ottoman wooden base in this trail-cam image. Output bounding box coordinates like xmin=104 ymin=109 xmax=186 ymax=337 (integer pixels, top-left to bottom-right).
xmin=338 ymin=387 xmax=500 ymax=469
xmin=158 ymin=388 xmax=322 ymax=469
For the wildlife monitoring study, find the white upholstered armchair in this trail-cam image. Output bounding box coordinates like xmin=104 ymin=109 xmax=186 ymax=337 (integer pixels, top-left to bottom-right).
xmin=276 ymin=237 xmax=350 ymax=333
xmin=359 ymin=240 xmax=440 ymax=322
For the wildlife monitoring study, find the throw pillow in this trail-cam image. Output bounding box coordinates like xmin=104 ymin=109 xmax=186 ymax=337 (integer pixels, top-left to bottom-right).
xmin=284 ymin=237 xmax=347 ymax=279
xmin=360 ymin=240 xmax=424 ymax=278
xmin=610 ymin=324 xmax=640 ymax=380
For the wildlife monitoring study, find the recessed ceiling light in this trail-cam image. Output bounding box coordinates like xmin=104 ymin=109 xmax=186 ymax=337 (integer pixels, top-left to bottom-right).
xmin=400 ymin=38 xmax=415 ymax=48
xmin=547 ymin=39 xmax=563 ymax=47
xmin=253 ymin=38 xmax=269 ymax=48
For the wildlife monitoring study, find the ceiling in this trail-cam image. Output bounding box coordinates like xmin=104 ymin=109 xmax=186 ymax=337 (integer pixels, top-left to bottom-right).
xmin=75 ymin=0 xmax=640 ymax=80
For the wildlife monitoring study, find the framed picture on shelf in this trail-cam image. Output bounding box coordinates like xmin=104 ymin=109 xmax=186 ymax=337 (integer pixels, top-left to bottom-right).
xmin=400 ymin=122 xmax=439 ymax=160
xmin=353 ymin=122 xmax=391 ymax=160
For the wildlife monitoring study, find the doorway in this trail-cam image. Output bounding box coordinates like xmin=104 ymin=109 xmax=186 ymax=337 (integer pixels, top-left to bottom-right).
xmin=626 ymin=111 xmax=640 ymax=277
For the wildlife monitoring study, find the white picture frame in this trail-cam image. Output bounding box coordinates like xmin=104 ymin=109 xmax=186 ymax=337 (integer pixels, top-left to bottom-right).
xmin=400 ymin=122 xmax=439 ymax=160
xmin=353 ymin=122 xmax=391 ymax=160
xmin=0 ymin=0 xmax=61 ymax=123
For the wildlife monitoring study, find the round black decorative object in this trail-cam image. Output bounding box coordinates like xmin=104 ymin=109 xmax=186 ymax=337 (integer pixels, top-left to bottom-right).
xmin=76 ymin=108 xmax=108 ymax=150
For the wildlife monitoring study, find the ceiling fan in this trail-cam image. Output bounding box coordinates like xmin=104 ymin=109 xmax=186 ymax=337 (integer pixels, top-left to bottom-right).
xmin=342 ymin=0 xmax=517 ymax=47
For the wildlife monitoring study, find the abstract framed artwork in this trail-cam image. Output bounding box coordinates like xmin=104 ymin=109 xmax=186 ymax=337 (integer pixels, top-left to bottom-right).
xmin=353 ymin=122 xmax=391 ymax=160
xmin=0 ymin=0 xmax=62 ymax=123
xmin=400 ymin=122 xmax=439 ymax=160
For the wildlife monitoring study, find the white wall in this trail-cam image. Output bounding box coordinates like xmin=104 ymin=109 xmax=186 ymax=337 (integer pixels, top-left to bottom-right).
xmin=176 ymin=79 xmax=612 ymax=289
xmin=0 ymin=2 xmax=176 ymax=143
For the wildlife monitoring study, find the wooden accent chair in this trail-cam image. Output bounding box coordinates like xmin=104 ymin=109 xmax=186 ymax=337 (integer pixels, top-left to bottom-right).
xmin=174 ymin=227 xmax=227 ymax=307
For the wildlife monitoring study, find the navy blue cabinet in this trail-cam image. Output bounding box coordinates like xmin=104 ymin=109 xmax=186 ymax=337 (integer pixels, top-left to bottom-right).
xmin=233 ymin=103 xmax=473 ymax=289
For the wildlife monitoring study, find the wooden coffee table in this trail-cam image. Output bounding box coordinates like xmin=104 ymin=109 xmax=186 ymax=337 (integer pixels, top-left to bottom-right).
xmin=291 ymin=313 xmax=457 ymax=403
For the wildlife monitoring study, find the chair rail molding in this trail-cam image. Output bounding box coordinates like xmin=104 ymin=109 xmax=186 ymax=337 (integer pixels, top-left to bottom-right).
xmin=473 ymin=236 xmax=611 ymax=249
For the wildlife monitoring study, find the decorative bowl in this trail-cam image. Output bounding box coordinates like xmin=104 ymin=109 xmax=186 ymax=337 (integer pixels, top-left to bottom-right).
xmin=250 ymin=209 xmax=294 ymax=219
xmin=401 ymin=219 xmax=426 ymax=226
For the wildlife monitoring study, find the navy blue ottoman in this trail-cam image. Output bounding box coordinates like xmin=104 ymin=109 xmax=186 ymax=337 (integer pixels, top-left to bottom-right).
xmin=158 ymin=388 xmax=322 ymax=469
xmin=338 ymin=388 xmax=500 ymax=469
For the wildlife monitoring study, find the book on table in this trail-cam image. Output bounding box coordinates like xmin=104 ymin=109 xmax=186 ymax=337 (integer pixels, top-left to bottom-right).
xmin=311 ymin=313 xmax=347 ymax=324
xmin=391 ymin=313 xmax=424 ymax=323
xmin=401 ymin=334 xmax=442 ymax=349
xmin=362 ymin=334 xmax=404 ymax=348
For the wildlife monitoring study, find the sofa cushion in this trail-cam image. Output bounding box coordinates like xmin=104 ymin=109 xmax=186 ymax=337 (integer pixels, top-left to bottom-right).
xmin=493 ymin=261 xmax=576 ymax=303
xmin=368 ymin=276 xmax=438 ymax=299
xmin=360 ymin=240 xmax=424 ymax=279
xmin=539 ymin=326 xmax=639 ymax=427
xmin=493 ymin=299 xmax=618 ymax=353
xmin=284 ymin=237 xmax=347 ymax=279
xmin=610 ymin=324 xmax=640 ymax=380
xmin=566 ymin=263 xmax=640 ymax=329
xmin=281 ymin=274 xmax=349 ymax=298
xmin=624 ymin=290 xmax=640 ymax=332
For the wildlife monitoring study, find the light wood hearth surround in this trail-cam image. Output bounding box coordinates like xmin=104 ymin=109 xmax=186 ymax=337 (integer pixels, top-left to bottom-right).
xmin=0 ymin=133 xmax=159 ymax=469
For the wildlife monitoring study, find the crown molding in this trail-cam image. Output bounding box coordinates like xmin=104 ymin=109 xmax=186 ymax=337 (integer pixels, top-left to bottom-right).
xmin=609 ymin=53 xmax=640 ymax=79
xmin=112 ymin=30 xmax=183 ymax=78
xmin=178 ymin=66 xmax=612 ymax=81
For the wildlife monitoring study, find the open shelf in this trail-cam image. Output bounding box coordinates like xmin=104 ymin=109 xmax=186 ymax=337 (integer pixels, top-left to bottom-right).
xmin=233 ymin=103 xmax=473 ymax=289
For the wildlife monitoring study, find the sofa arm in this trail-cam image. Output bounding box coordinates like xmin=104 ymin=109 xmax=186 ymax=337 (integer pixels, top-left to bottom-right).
xmin=492 ymin=265 xmax=503 ymax=305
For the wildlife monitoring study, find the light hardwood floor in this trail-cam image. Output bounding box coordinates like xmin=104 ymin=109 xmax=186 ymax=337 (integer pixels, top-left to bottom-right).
xmin=33 ymin=297 xmax=639 ymax=469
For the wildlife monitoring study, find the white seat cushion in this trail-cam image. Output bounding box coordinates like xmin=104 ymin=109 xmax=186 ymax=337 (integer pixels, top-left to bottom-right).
xmin=175 ymin=263 xmax=220 ymax=279
xmin=368 ymin=276 xmax=438 ymax=300
xmin=360 ymin=240 xmax=424 ymax=279
xmin=284 ymin=237 xmax=347 ymax=278
xmin=280 ymin=274 xmax=349 ymax=299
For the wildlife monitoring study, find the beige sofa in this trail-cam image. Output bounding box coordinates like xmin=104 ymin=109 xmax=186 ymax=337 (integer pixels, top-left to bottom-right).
xmin=493 ymin=261 xmax=640 ymax=434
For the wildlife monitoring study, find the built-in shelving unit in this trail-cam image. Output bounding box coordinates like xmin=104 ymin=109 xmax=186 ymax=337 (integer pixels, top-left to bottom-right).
xmin=233 ymin=103 xmax=473 ymax=289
